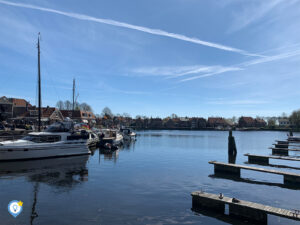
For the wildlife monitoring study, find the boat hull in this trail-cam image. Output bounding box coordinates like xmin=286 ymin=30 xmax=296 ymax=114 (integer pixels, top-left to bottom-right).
xmin=0 ymin=143 xmax=91 ymax=161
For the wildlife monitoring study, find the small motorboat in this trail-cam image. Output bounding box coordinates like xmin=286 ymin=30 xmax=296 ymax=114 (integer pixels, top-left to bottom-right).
xmin=97 ymin=129 xmax=123 ymax=147
xmin=120 ymin=127 xmax=136 ymax=141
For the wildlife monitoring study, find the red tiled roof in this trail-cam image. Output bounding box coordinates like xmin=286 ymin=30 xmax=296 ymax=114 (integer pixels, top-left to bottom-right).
xmin=12 ymin=98 xmax=28 ymax=107
xmin=240 ymin=116 xmax=255 ymax=123
xmin=42 ymin=107 xmax=56 ymax=117
xmin=208 ymin=117 xmax=227 ymax=124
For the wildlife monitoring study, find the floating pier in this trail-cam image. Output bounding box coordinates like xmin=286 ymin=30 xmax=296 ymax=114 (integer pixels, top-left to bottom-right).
xmin=244 ymin=153 xmax=300 ymax=164
xmin=209 ymin=161 xmax=300 ymax=185
xmin=276 ymin=139 xmax=300 ymax=144
xmin=270 ymin=147 xmax=300 ymax=156
xmin=191 ymin=191 xmax=300 ymax=224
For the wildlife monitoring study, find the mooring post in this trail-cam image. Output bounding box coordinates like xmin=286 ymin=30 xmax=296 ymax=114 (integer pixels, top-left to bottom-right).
xmin=228 ymin=130 xmax=237 ymax=164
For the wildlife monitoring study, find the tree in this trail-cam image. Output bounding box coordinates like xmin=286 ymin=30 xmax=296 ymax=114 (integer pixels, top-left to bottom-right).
xmin=64 ymin=100 xmax=72 ymax=110
xmin=290 ymin=110 xmax=300 ymax=128
xmin=232 ymin=116 xmax=237 ymax=123
xmin=171 ymin=113 xmax=178 ymax=119
xmin=281 ymin=112 xmax=288 ymax=118
xmin=79 ymin=102 xmax=92 ymax=112
xmin=102 ymin=107 xmax=113 ymax=118
xmin=56 ymin=100 xmax=64 ymax=110
xmin=122 ymin=113 xmax=131 ymax=118
xmin=267 ymin=118 xmax=276 ymax=128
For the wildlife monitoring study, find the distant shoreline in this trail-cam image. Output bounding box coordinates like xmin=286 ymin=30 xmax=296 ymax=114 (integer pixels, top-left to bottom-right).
xmin=134 ymin=127 xmax=291 ymax=132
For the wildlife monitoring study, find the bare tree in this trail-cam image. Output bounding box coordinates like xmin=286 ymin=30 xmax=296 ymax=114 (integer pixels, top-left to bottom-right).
xmin=122 ymin=113 xmax=131 ymax=118
xmin=79 ymin=102 xmax=93 ymax=112
xmin=56 ymin=100 xmax=64 ymax=110
xmin=64 ymin=100 xmax=72 ymax=110
xmin=102 ymin=107 xmax=113 ymax=118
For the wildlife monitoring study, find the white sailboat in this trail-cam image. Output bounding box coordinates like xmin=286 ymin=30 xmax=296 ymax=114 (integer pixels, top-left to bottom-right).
xmin=0 ymin=34 xmax=98 ymax=161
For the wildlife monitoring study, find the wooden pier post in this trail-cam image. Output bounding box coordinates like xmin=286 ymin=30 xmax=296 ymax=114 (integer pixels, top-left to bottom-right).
xmin=228 ymin=130 xmax=237 ymax=155
xmin=214 ymin=163 xmax=241 ymax=177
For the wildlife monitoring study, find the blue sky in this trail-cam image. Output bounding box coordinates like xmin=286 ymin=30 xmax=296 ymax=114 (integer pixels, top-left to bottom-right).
xmin=1 ymin=0 xmax=300 ymax=118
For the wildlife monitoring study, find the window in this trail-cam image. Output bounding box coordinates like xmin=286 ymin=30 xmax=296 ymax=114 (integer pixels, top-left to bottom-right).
xmin=22 ymin=135 xmax=61 ymax=143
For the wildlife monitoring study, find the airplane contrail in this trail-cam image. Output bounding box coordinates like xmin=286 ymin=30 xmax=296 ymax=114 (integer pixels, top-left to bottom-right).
xmin=0 ymin=0 xmax=259 ymax=56
xmin=179 ymin=49 xmax=300 ymax=82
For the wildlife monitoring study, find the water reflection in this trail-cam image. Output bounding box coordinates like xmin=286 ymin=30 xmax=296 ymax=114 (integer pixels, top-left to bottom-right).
xmin=0 ymin=155 xmax=89 ymax=189
xmin=192 ymin=207 xmax=256 ymax=225
xmin=209 ymin=174 xmax=300 ymax=190
xmin=99 ymin=149 xmax=119 ymax=163
xmin=245 ymin=161 xmax=300 ymax=171
xmin=30 ymin=182 xmax=39 ymax=225
xmin=0 ymin=155 xmax=89 ymax=225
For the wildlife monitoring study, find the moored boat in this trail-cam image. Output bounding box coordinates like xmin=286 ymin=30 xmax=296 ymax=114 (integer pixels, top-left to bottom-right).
xmin=0 ymin=122 xmax=98 ymax=161
xmin=120 ymin=127 xmax=136 ymax=141
xmin=98 ymin=129 xmax=123 ymax=147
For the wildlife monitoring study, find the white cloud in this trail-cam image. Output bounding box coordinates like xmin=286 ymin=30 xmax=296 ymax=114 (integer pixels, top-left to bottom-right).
xmin=228 ymin=0 xmax=285 ymax=32
xmin=0 ymin=0 xmax=259 ymax=56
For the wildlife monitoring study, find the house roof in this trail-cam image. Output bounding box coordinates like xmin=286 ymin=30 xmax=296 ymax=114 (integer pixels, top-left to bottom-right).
xmin=60 ymin=110 xmax=81 ymax=118
xmin=208 ymin=117 xmax=227 ymax=124
xmin=11 ymin=98 xmax=28 ymax=107
xmin=240 ymin=116 xmax=255 ymax=123
xmin=0 ymin=96 xmax=12 ymax=104
xmin=42 ymin=107 xmax=56 ymax=117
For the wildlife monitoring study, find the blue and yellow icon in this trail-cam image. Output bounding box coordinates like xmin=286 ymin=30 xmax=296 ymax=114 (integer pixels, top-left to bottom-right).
xmin=8 ymin=200 xmax=23 ymax=218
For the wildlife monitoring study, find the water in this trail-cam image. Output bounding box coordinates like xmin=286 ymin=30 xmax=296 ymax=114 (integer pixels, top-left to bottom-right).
xmin=0 ymin=130 xmax=299 ymax=225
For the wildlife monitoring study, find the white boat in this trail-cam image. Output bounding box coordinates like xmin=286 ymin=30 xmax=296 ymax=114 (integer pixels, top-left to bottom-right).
xmin=98 ymin=129 xmax=123 ymax=146
xmin=0 ymin=122 xmax=99 ymax=161
xmin=120 ymin=127 xmax=136 ymax=141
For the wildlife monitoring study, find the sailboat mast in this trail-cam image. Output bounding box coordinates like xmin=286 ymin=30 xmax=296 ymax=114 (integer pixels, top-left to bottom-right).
xmin=72 ymin=78 xmax=75 ymax=118
xmin=37 ymin=33 xmax=41 ymax=132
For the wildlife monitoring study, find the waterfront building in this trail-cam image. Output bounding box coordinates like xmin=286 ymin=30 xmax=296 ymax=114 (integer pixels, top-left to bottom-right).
xmin=207 ymin=117 xmax=229 ymax=128
xmin=61 ymin=110 xmax=96 ymax=124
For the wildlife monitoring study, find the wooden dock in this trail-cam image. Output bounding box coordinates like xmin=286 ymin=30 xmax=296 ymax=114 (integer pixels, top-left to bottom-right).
xmin=244 ymin=153 xmax=300 ymax=164
xmin=191 ymin=191 xmax=300 ymax=224
xmin=273 ymin=143 xmax=300 ymax=148
xmin=209 ymin=161 xmax=300 ymax=185
xmin=275 ymin=139 xmax=300 ymax=144
xmin=269 ymin=147 xmax=300 ymax=156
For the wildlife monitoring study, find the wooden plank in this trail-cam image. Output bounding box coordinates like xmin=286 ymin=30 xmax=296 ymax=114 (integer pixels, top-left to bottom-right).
xmin=209 ymin=161 xmax=300 ymax=177
xmin=244 ymin=154 xmax=300 ymax=162
xmin=191 ymin=191 xmax=300 ymax=221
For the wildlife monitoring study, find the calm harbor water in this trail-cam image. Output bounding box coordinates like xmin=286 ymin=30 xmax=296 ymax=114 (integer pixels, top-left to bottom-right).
xmin=0 ymin=130 xmax=299 ymax=225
